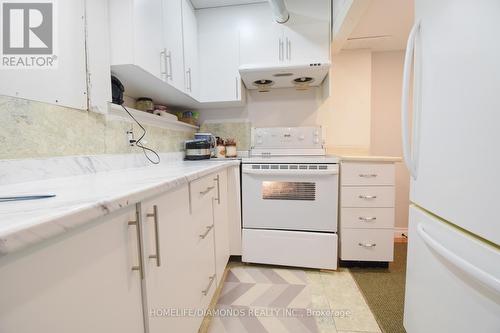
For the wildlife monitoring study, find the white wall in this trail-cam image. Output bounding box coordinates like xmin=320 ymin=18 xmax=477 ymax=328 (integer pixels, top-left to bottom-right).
xmin=370 ymin=51 xmax=410 ymax=229
xmin=319 ymin=49 xmax=372 ymax=151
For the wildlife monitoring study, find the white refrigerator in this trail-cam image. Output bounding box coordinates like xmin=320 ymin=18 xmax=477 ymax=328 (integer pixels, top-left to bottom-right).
xmin=402 ymin=1 xmax=500 ymax=332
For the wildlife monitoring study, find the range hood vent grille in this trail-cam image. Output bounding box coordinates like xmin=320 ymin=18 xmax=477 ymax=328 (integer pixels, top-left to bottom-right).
xmin=240 ymin=63 xmax=331 ymax=91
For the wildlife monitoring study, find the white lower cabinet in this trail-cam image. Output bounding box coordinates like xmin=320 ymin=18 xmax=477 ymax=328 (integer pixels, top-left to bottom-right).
xmin=143 ymin=171 xmax=231 ymax=333
xmin=340 ymin=162 xmax=396 ymax=262
xmin=0 ymin=206 xmax=145 ymax=333
xmin=213 ymin=171 xmax=230 ymax=286
xmin=340 ymin=229 xmax=394 ymax=262
xmin=141 ymin=185 xmax=195 ymax=332
xmin=0 ymin=168 xmax=237 ymax=333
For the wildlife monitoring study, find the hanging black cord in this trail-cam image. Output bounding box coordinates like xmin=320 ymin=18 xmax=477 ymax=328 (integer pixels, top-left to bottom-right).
xmin=120 ymin=104 xmax=161 ymax=165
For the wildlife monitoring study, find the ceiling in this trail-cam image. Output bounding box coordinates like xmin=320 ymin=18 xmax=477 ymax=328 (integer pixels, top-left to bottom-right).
xmin=344 ymin=0 xmax=414 ymax=51
xmin=191 ymin=0 xmax=265 ymax=9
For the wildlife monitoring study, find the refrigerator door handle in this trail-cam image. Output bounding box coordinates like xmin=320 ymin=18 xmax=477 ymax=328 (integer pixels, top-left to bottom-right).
xmin=417 ymin=224 xmax=500 ymax=295
xmin=401 ymin=21 xmax=421 ymax=179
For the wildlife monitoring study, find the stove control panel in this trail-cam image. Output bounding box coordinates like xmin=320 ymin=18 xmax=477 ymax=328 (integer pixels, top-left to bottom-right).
xmin=252 ymin=127 xmax=324 ymax=149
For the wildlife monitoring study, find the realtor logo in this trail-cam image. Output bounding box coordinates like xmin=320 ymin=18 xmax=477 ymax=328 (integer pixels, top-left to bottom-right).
xmin=1 ymin=0 xmax=57 ymax=68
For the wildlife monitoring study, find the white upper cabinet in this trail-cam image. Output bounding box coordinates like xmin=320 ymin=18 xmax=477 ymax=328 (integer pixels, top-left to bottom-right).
xmin=283 ymin=21 xmax=330 ymax=64
xmin=162 ymin=0 xmax=185 ymax=91
xmin=182 ymin=0 xmax=199 ymax=98
xmin=197 ymin=6 xmax=244 ymax=103
xmin=109 ymin=0 xmax=165 ymax=80
xmin=284 ymin=0 xmax=330 ymax=64
xmin=239 ymin=0 xmax=331 ymax=67
xmin=238 ymin=3 xmax=284 ymax=66
xmin=0 ymin=0 xmax=88 ymax=110
xmin=134 ymin=0 xmax=165 ymax=79
xmin=106 ymin=0 xmax=329 ymax=107
xmin=240 ymin=24 xmax=284 ymax=66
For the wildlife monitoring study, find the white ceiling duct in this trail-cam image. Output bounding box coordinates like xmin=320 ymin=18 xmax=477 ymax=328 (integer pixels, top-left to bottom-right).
xmin=268 ymin=0 xmax=289 ymax=24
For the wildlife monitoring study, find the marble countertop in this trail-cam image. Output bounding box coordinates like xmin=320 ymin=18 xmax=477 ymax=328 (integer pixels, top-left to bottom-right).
xmin=0 ymin=159 xmax=239 ymax=255
xmin=326 ymin=149 xmax=402 ymax=162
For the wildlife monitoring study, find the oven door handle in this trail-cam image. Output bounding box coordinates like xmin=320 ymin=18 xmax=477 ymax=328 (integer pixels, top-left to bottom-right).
xmin=242 ymin=169 xmax=338 ymax=176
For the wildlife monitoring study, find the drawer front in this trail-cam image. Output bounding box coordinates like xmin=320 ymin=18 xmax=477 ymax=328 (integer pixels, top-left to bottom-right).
xmin=341 ymin=186 xmax=395 ymax=208
xmin=180 ymin=226 xmax=216 ymax=332
xmin=341 ymin=162 xmax=395 ymax=186
xmin=242 ymin=229 xmax=338 ymax=270
xmin=341 ymin=208 xmax=395 ymax=229
xmin=190 ymin=174 xmax=216 ymax=213
xmin=193 ymin=228 xmax=217 ymax=309
xmin=341 ymin=229 xmax=394 ymax=261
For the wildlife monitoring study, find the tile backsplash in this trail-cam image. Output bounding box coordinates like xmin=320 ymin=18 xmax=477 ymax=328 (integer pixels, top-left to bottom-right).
xmin=200 ymin=121 xmax=251 ymax=151
xmin=0 ymin=95 xmax=195 ymax=159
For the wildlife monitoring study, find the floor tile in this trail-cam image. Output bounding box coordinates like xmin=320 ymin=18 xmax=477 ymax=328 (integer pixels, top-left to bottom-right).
xmin=206 ymin=264 xmax=381 ymax=333
xmin=320 ymin=271 xmax=381 ymax=333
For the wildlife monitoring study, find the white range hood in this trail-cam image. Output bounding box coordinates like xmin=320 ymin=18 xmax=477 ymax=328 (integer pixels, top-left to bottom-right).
xmin=239 ymin=62 xmax=331 ymax=91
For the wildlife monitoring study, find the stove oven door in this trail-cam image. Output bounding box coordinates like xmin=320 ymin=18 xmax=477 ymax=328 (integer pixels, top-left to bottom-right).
xmin=242 ymin=164 xmax=339 ymax=232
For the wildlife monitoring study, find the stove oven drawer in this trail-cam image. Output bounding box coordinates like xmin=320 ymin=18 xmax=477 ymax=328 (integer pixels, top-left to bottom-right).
xmin=242 ymin=229 xmax=338 ymax=269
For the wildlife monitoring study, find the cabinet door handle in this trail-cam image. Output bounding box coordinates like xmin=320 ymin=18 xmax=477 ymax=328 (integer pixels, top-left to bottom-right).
xmin=359 ymin=242 xmax=377 ymax=248
xmin=359 ymin=216 xmax=377 ymax=222
xmin=359 ymin=195 xmax=377 ymax=199
xmin=235 ymin=77 xmax=239 ymax=100
xmin=146 ymin=205 xmax=161 ymax=267
xmin=160 ymin=49 xmax=167 ymax=79
xmin=199 ymin=224 xmax=214 ymax=239
xmin=202 ymin=274 xmax=217 ymax=296
xmin=214 ymin=175 xmax=221 ymax=205
xmin=200 ymin=186 xmax=215 ymax=195
xmin=166 ymin=51 xmax=173 ymax=80
xmin=286 ymin=38 xmax=291 ymax=61
xmin=186 ymin=68 xmax=192 ymax=91
xmin=278 ymin=38 xmax=284 ymax=61
xmin=278 ymin=39 xmax=281 ymax=61
xmin=359 ymin=174 xmax=378 ymax=178
xmin=128 ymin=204 xmax=145 ymax=280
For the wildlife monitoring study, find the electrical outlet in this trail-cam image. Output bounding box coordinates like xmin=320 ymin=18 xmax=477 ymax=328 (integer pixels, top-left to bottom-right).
xmin=126 ymin=130 xmax=136 ymax=146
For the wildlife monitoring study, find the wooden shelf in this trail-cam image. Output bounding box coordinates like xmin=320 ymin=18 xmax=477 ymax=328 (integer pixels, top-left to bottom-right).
xmin=108 ymin=103 xmax=199 ymax=131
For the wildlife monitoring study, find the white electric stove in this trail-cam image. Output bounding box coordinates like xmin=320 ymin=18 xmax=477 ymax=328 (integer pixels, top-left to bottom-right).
xmin=241 ymin=127 xmax=339 ymax=269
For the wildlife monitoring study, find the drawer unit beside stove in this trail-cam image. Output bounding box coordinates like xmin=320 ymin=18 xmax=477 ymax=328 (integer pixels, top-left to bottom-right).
xmin=340 ymin=162 xmax=396 ymax=262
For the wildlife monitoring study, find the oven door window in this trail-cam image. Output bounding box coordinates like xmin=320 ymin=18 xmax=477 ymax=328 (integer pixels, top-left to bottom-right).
xmin=262 ymin=181 xmax=316 ymax=201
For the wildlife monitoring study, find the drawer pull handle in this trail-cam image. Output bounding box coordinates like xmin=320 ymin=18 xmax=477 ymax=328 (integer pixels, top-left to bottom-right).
xmin=200 ymin=186 xmax=215 ymax=195
xmin=359 ymin=174 xmax=378 ymax=178
xmin=147 ymin=205 xmax=161 ymax=267
xmin=128 ymin=204 xmax=145 ymax=280
xmin=359 ymin=242 xmax=377 ymax=248
xmin=202 ymin=274 xmax=217 ymax=296
xmin=359 ymin=195 xmax=377 ymax=199
xmin=199 ymin=224 xmax=214 ymax=239
xmin=214 ymin=175 xmax=221 ymax=204
xmin=359 ymin=217 xmax=377 ymax=222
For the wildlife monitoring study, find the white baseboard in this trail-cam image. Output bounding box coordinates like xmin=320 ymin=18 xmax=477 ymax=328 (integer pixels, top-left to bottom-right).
xmin=394 ymin=227 xmax=408 ymax=239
